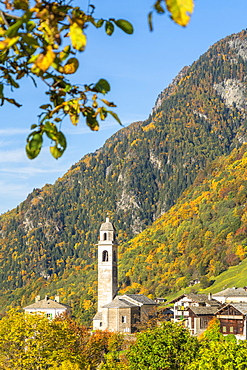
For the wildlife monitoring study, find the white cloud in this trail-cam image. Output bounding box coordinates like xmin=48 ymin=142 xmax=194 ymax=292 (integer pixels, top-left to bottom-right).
xmin=0 ymin=148 xmax=26 ymax=163
xmin=0 ymin=128 xmax=29 ymax=135
xmin=0 ymin=165 xmax=68 ymax=175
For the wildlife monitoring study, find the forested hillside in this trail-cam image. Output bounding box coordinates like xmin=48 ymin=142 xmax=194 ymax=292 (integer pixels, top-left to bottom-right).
xmin=1 ymin=30 xmax=247 ymax=321
xmin=119 ymin=145 xmax=247 ymax=297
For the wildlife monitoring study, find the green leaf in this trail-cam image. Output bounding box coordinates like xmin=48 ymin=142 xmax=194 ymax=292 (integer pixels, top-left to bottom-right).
xmin=22 ymin=35 xmax=39 ymax=47
xmin=108 ymin=110 xmax=122 ymax=125
xmin=6 ymin=19 xmax=24 ymax=37
xmin=30 ymin=124 xmax=37 ymax=129
xmin=50 ymin=145 xmax=63 ymax=159
xmin=96 ymin=19 xmax=104 ymax=28
xmin=154 ymin=0 xmax=165 ymax=14
xmin=57 ymin=131 xmax=67 ymax=150
xmin=8 ymin=76 xmax=19 ymax=89
xmin=105 ymin=21 xmax=114 ymax=36
xmin=4 ymin=97 xmax=22 ymax=107
xmin=59 ymin=45 xmax=71 ymax=61
xmin=28 ymin=133 xmax=43 ymax=150
xmin=26 ymin=21 xmax=36 ymax=32
xmin=93 ymin=79 xmax=110 ymax=94
xmin=13 ymin=0 xmax=29 ymax=11
xmin=0 ymin=84 xmax=3 ymax=98
xmin=86 ymin=114 xmax=99 ymax=131
xmin=114 ymin=19 xmax=134 ymax=34
xmin=44 ymin=121 xmax=58 ymax=141
xmin=39 ymin=104 xmax=52 ymax=110
xmin=148 ymin=11 xmax=153 ymax=31
xmin=26 ymin=143 xmax=41 ymax=159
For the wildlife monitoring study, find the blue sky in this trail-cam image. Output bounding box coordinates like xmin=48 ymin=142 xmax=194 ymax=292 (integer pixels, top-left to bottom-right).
xmin=1 ymin=0 xmax=247 ymax=214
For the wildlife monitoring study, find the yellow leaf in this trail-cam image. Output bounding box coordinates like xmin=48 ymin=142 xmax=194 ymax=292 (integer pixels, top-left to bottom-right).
xmin=61 ymin=57 xmax=79 ymax=74
xmin=35 ymin=46 xmax=55 ymax=72
xmin=69 ymin=23 xmax=87 ymax=51
xmin=165 ymin=0 xmax=194 ymax=27
xmin=0 ymin=36 xmax=19 ymax=50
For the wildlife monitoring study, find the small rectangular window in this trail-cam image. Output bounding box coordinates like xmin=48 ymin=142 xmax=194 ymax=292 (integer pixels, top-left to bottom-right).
xmin=230 ymin=326 xmax=234 ymax=333
xmin=46 ymin=313 xmax=52 ymax=319
xmin=122 ymin=316 xmax=127 ymax=323
xmin=100 ymin=322 xmax=102 ymax=327
xmin=223 ymin=326 xmax=227 ymax=333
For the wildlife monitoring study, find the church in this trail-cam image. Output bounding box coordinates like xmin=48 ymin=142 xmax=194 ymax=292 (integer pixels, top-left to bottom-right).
xmin=93 ymin=217 xmax=156 ymax=333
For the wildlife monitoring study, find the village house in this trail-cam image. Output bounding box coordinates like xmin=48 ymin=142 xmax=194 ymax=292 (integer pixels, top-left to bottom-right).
xmin=170 ymin=293 xmax=221 ymax=335
xmin=212 ymin=287 xmax=247 ymax=304
xmin=93 ymin=217 xmax=156 ymax=333
xmin=24 ymin=295 xmax=71 ymax=319
xmin=216 ymin=303 xmax=247 ymax=340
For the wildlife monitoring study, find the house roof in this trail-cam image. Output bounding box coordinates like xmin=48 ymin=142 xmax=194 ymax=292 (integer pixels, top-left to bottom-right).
xmin=189 ymin=306 xmax=219 ymax=315
xmin=169 ymin=293 xmax=220 ymax=306
xmin=24 ymin=298 xmax=70 ymax=310
xmin=216 ymin=303 xmax=247 ymax=315
xmin=213 ymin=287 xmax=247 ymax=297
xmin=102 ymin=297 xmax=137 ymax=308
xmin=123 ymin=294 xmax=157 ymax=305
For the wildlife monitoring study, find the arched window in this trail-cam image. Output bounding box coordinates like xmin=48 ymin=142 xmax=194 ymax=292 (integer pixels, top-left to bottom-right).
xmin=103 ymin=232 xmax=107 ymax=241
xmin=102 ymin=250 xmax=108 ymax=262
xmin=113 ymin=250 xmax=117 ymax=262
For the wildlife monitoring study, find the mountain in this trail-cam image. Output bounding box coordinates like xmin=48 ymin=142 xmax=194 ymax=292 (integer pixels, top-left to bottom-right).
xmin=118 ymin=145 xmax=247 ymax=298
xmin=1 ymin=29 xmax=247 ymax=321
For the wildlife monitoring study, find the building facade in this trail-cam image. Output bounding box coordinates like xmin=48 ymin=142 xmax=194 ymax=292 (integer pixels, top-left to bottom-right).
xmin=24 ymin=295 xmax=71 ymax=319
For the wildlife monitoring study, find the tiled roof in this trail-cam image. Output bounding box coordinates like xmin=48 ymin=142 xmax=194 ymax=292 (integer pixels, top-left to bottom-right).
xmin=24 ymin=298 xmax=70 ymax=310
xmin=216 ymin=303 xmax=247 ymax=315
xmin=123 ymin=294 xmax=157 ymax=305
xmin=169 ymin=293 xmax=220 ymax=306
xmin=189 ymin=306 xmax=219 ymax=315
xmin=93 ymin=312 xmax=103 ymax=320
xmin=103 ymin=297 xmax=137 ymax=308
xmin=213 ymin=287 xmax=247 ymax=297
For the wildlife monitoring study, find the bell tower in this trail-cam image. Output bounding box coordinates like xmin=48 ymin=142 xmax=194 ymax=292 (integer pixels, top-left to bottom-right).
xmin=97 ymin=217 xmax=118 ymax=312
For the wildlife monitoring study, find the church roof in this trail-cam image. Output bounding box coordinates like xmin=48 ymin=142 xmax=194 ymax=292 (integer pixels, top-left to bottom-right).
xmin=24 ymin=297 xmax=70 ymax=310
xmin=100 ymin=217 xmax=115 ymax=231
xmin=102 ymin=297 xmax=137 ymax=308
xmin=123 ymin=294 xmax=157 ymax=305
xmin=93 ymin=312 xmax=103 ymax=320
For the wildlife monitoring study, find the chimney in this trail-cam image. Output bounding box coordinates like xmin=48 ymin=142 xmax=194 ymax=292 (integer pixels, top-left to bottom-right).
xmin=35 ymin=295 xmax=40 ymax=303
xmin=208 ymin=293 xmax=212 ymax=301
xmin=54 ymin=295 xmax=60 ymax=303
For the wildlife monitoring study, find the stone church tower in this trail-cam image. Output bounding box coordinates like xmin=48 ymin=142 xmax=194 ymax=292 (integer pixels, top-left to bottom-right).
xmin=93 ymin=217 xmax=156 ymax=332
xmin=97 ymin=217 xmax=118 ymax=312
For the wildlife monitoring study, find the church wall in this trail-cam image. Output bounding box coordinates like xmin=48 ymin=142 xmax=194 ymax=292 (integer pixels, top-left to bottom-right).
xmin=117 ymin=307 xmax=132 ymax=333
xmin=107 ymin=307 xmax=120 ymax=332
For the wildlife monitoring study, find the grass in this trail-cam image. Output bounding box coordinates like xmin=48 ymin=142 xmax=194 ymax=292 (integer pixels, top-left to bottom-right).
xmin=163 ymin=258 xmax=247 ymax=303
